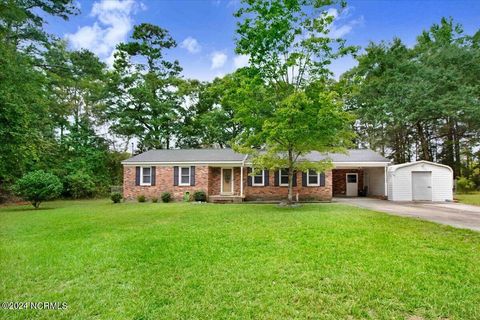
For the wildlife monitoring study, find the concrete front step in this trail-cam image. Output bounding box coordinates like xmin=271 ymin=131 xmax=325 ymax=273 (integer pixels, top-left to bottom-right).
xmin=209 ymin=195 xmax=244 ymax=203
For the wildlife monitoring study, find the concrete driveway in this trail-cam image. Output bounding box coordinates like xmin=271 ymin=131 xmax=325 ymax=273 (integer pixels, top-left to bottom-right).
xmin=334 ymin=197 xmax=480 ymax=232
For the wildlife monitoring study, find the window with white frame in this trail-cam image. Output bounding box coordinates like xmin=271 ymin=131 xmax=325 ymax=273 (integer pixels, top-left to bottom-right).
xmin=179 ymin=167 xmax=191 ymax=186
xmin=141 ymin=167 xmax=152 ymax=185
xmin=252 ymin=170 xmax=264 ymax=186
xmin=279 ymin=169 xmax=289 ymax=186
xmin=307 ymin=169 xmax=320 ymax=186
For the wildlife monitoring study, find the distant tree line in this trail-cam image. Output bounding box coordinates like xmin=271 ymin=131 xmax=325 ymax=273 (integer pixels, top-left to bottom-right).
xmin=1 ymin=0 xmax=479 ymax=202
xmin=342 ymin=18 xmax=480 ymax=181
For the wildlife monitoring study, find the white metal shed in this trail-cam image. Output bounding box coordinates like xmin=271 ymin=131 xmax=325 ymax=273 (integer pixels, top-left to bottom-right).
xmin=387 ymin=161 xmax=453 ymax=202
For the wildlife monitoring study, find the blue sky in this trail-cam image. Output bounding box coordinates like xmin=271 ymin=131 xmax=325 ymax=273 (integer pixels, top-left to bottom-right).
xmin=45 ymin=0 xmax=480 ymax=80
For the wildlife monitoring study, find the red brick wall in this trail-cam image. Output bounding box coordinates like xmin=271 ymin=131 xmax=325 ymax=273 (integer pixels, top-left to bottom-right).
xmin=208 ymin=167 xmax=242 ymax=196
xmin=332 ymin=169 xmax=363 ymax=196
xmin=123 ymin=165 xmax=209 ymax=201
xmin=124 ymin=165 xmax=333 ymax=202
xmin=243 ymin=168 xmax=332 ymax=201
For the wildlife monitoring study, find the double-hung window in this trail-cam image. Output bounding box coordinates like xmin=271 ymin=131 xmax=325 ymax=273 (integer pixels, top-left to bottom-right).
xmin=140 ymin=167 xmax=152 ymax=186
xmin=179 ymin=167 xmax=191 ymax=186
xmin=252 ymin=170 xmax=265 ymax=186
xmin=307 ymin=169 xmax=320 ymax=186
xmin=279 ymin=169 xmax=289 ymax=186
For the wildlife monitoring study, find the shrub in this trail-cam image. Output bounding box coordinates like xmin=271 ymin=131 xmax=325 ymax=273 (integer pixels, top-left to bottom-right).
xmin=161 ymin=192 xmax=171 ymax=203
xmin=456 ymin=176 xmax=476 ymax=194
xmin=13 ymin=170 xmax=62 ymax=209
xmin=137 ymin=195 xmax=146 ymax=202
xmin=193 ymin=190 xmax=207 ymax=202
xmin=64 ymin=171 xmax=96 ymax=199
xmin=152 ymin=197 xmax=158 ymax=203
xmin=111 ymin=192 xmax=122 ymax=203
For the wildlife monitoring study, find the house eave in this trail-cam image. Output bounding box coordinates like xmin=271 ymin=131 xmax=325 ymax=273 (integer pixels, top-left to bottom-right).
xmin=122 ymin=160 xmax=391 ymax=168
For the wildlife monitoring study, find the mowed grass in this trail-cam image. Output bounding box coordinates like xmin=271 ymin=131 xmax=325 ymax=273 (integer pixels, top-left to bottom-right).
xmin=1 ymin=200 xmax=480 ymax=320
xmin=455 ymin=192 xmax=480 ymax=206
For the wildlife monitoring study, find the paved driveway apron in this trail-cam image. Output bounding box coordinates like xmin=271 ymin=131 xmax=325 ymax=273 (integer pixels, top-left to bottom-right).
xmin=335 ymin=197 xmax=480 ymax=232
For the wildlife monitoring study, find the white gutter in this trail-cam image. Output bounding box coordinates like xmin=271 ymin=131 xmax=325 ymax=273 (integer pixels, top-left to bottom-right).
xmin=122 ymin=160 xmax=244 ymax=166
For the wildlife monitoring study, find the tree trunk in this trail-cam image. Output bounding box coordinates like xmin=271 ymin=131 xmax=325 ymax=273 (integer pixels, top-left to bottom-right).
xmin=287 ymin=149 xmax=293 ymax=203
xmin=444 ymin=118 xmax=456 ymax=176
xmin=453 ymin=121 xmax=461 ymax=178
xmin=416 ymin=122 xmax=431 ymax=161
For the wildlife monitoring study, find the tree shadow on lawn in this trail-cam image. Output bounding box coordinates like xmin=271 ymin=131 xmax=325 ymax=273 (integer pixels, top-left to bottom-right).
xmin=0 ymin=203 xmax=57 ymax=212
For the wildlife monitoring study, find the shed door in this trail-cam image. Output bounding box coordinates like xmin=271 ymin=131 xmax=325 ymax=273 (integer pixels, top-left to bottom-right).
xmin=412 ymin=171 xmax=432 ymax=201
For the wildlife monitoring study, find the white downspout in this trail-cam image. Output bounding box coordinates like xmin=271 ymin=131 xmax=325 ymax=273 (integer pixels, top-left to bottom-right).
xmin=240 ymin=154 xmax=248 ymax=198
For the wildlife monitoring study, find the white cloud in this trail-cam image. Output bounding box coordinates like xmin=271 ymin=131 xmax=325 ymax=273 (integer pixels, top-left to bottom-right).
xmin=210 ymin=51 xmax=227 ymax=69
xmin=233 ymin=54 xmax=249 ymax=68
xmin=324 ymin=6 xmax=364 ymax=39
xmin=65 ymin=0 xmax=144 ymax=65
xmin=329 ymin=16 xmax=364 ymax=38
xmin=326 ymin=8 xmax=339 ymax=19
xmin=181 ymin=37 xmax=201 ymax=54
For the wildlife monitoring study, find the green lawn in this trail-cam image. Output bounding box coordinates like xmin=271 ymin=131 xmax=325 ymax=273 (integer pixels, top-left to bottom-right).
xmin=1 ymin=200 xmax=479 ymax=319
xmin=455 ymin=192 xmax=480 ymax=206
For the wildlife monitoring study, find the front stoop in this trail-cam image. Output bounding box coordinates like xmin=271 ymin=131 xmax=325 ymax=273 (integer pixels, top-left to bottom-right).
xmin=209 ymin=195 xmax=244 ymax=203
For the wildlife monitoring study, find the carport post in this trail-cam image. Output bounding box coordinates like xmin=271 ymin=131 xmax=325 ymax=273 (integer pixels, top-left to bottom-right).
xmin=384 ymin=166 xmax=388 ymax=197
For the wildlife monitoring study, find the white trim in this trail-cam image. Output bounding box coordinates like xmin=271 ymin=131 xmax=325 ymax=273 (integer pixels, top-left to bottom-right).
xmin=252 ymin=169 xmax=265 ymax=186
xmin=123 ymin=160 xmax=243 ymax=165
xmin=306 ymin=169 xmax=321 ymax=186
xmin=333 ymin=162 xmax=390 ymax=168
xmin=221 ymin=168 xmax=234 ymax=195
xmin=178 ymin=166 xmax=191 ymax=186
xmin=388 ymin=160 xmax=453 ymax=173
xmin=140 ymin=166 xmax=152 ymax=186
xmin=123 ymin=161 xmax=391 ymax=167
xmin=279 ymin=169 xmax=289 ymax=187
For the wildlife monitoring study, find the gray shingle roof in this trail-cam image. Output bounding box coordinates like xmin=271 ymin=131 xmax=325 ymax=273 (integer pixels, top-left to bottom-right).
xmin=122 ymin=148 xmax=390 ymax=164
xmin=122 ymin=148 xmax=246 ymax=163
xmin=304 ymin=149 xmax=390 ymax=163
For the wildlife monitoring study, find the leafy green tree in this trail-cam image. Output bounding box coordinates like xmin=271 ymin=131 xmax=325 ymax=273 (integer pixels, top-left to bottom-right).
xmin=0 ymin=0 xmax=80 ymax=195
xmin=415 ymin=18 xmax=480 ymax=176
xmin=0 ymin=0 xmax=78 ymax=48
xmin=64 ymin=171 xmax=96 ymax=199
xmin=233 ymin=0 xmax=355 ymax=202
xmin=176 ymin=76 xmax=243 ymax=148
xmin=343 ymin=18 xmax=480 ymax=177
xmin=107 ymin=23 xmax=183 ymax=150
xmin=0 ymin=42 xmax=52 ymax=188
xmin=13 ymin=170 xmax=62 ymax=208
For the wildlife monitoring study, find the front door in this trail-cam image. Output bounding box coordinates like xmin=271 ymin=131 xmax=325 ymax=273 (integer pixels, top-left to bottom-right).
xmin=412 ymin=171 xmax=432 ymax=201
xmin=221 ymin=168 xmax=233 ymax=194
xmin=346 ymin=173 xmax=358 ymax=197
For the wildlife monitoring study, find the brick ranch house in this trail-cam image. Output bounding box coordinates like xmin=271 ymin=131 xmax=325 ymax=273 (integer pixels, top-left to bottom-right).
xmin=122 ymin=148 xmax=391 ymax=202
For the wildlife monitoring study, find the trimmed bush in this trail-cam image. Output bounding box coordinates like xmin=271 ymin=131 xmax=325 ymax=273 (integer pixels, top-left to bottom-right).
xmin=137 ymin=195 xmax=146 ymax=202
xmin=64 ymin=171 xmax=96 ymax=199
xmin=111 ymin=192 xmax=122 ymax=203
xmin=161 ymin=192 xmax=172 ymax=203
xmin=456 ymin=177 xmax=476 ymax=194
xmin=193 ymin=190 xmax=207 ymax=202
xmin=13 ymin=170 xmax=62 ymax=209
xmin=152 ymin=197 xmax=158 ymax=203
